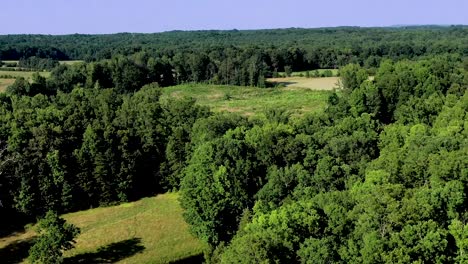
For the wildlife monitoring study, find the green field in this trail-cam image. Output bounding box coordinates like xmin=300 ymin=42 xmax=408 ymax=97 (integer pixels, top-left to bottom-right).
xmin=0 ymin=193 xmax=205 ymax=264
xmin=59 ymin=60 xmax=84 ymax=65
xmin=2 ymin=60 xmax=83 ymax=65
xmin=161 ymin=84 xmax=332 ymax=117
xmin=0 ymin=71 xmax=51 ymax=92
xmin=0 ymin=70 xmax=50 ymax=79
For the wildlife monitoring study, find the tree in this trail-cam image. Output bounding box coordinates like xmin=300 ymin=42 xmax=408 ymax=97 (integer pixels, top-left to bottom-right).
xmin=28 ymin=211 xmax=80 ymax=264
xmin=284 ymin=66 xmax=293 ymax=77
xmin=339 ymin=63 xmax=368 ymax=90
xmin=6 ymin=77 xmax=30 ymax=95
xmin=180 ymin=128 xmax=262 ymax=246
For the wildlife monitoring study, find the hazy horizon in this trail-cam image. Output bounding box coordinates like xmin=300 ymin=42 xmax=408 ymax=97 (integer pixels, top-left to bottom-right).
xmin=3 ymin=0 xmax=468 ymax=34
xmin=1 ymin=25 xmax=467 ymax=36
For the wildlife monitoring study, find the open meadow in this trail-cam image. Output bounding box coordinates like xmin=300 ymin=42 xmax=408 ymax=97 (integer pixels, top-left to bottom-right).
xmin=161 ymin=83 xmax=332 ymax=117
xmin=0 ymin=70 xmax=50 ymax=79
xmin=0 ymin=71 xmax=51 ymax=92
xmin=0 ymin=193 xmax=205 ymax=264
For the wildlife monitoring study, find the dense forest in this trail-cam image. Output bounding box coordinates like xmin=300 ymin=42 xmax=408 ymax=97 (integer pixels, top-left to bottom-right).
xmin=2 ymin=26 xmax=468 ymax=86
xmin=1 ymin=27 xmax=468 ymax=263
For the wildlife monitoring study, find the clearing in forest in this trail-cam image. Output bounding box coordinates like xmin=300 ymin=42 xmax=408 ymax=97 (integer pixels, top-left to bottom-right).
xmin=0 ymin=193 xmax=205 ymax=264
xmin=0 ymin=70 xmax=50 ymax=79
xmin=161 ymin=84 xmax=332 ymax=117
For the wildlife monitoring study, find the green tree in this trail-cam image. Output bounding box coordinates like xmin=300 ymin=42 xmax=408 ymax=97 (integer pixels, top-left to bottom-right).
xmin=339 ymin=63 xmax=368 ymax=90
xmin=284 ymin=65 xmax=292 ymax=77
xmin=28 ymin=211 xmax=80 ymax=264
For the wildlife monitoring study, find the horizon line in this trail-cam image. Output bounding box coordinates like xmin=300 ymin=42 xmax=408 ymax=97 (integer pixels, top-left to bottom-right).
xmin=1 ymin=24 xmax=467 ymax=36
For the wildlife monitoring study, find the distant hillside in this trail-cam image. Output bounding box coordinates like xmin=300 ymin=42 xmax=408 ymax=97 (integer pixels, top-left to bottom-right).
xmin=1 ymin=26 xmax=467 ymax=62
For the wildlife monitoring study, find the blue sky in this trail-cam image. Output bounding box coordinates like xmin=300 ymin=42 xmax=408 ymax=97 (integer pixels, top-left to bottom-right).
xmin=2 ymin=0 xmax=468 ymax=34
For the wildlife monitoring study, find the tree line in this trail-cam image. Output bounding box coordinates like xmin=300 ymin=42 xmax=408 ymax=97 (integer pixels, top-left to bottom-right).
xmin=1 ymin=26 xmax=468 ymax=72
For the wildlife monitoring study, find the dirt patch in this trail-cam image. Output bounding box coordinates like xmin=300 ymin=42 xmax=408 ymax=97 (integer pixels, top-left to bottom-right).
xmin=267 ymin=77 xmax=340 ymax=91
xmin=207 ymin=92 xmax=224 ymax=100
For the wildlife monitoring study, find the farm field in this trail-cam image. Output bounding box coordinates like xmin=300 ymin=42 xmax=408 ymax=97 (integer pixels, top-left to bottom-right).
xmin=267 ymin=76 xmax=340 ymax=90
xmin=0 ymin=193 xmax=205 ymax=264
xmin=161 ymin=84 xmax=332 ymax=117
xmin=1 ymin=60 xmax=83 ymax=66
xmin=0 ymin=70 xmax=51 ymax=92
xmin=0 ymin=70 xmax=50 ymax=79
xmin=59 ymin=60 xmax=84 ymax=65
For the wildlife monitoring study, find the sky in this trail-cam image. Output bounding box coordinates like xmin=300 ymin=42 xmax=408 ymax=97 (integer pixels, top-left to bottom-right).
xmin=2 ymin=0 xmax=468 ymax=34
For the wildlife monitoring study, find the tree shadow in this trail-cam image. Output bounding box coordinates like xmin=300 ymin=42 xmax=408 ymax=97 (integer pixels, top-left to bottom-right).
xmin=65 ymin=238 xmax=145 ymax=264
xmin=0 ymin=209 xmax=31 ymax=238
xmin=168 ymin=253 xmax=204 ymax=264
xmin=0 ymin=236 xmax=36 ymax=264
xmin=266 ymin=81 xmax=298 ymax=87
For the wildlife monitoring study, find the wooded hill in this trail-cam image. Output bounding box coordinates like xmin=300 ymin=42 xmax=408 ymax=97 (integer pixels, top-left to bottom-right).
xmin=1 ymin=27 xmax=468 ymax=263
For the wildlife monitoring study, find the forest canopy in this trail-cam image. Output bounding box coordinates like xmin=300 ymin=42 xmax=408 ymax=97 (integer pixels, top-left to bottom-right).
xmin=1 ymin=27 xmax=468 ymax=263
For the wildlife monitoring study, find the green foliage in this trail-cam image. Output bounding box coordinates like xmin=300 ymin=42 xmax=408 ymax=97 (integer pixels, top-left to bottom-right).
xmin=180 ymin=128 xmax=262 ymax=246
xmin=3 ymin=29 xmax=468 ymax=264
xmin=18 ymin=56 xmax=59 ymax=71
xmin=284 ymin=66 xmax=293 ymax=77
xmin=28 ymin=211 xmax=80 ymax=264
xmin=339 ymin=63 xmax=368 ymax=90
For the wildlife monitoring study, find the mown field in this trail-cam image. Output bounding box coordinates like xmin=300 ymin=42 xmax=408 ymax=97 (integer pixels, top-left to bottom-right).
xmin=0 ymin=70 xmax=50 ymax=79
xmin=161 ymin=83 xmax=333 ymax=117
xmin=0 ymin=193 xmax=205 ymax=264
xmin=1 ymin=60 xmax=83 ymax=66
xmin=0 ymin=70 xmax=51 ymax=92
xmin=267 ymin=76 xmax=340 ymax=90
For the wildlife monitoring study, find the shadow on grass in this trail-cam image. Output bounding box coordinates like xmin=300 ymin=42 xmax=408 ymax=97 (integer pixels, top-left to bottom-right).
xmin=0 ymin=236 xmax=36 ymax=264
xmin=65 ymin=238 xmax=145 ymax=264
xmin=168 ymin=253 xmax=204 ymax=264
xmin=266 ymin=81 xmax=298 ymax=88
xmin=0 ymin=208 xmax=32 ymax=238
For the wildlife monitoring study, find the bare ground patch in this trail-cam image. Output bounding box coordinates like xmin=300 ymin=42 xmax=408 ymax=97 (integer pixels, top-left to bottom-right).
xmin=267 ymin=77 xmax=340 ymax=91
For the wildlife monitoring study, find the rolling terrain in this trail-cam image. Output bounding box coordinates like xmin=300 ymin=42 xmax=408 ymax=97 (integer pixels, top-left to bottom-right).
xmin=0 ymin=193 xmax=205 ymax=264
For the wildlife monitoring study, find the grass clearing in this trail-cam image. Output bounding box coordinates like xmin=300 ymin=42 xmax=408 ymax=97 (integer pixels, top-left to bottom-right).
xmin=161 ymin=84 xmax=332 ymax=117
xmin=0 ymin=193 xmax=205 ymax=264
xmin=59 ymin=60 xmax=84 ymax=65
xmin=0 ymin=70 xmax=50 ymax=79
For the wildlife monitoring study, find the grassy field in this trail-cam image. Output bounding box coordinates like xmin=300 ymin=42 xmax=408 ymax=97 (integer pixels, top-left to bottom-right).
xmin=0 ymin=79 xmax=15 ymax=92
xmin=0 ymin=193 xmax=205 ymax=264
xmin=59 ymin=60 xmax=84 ymax=65
xmin=0 ymin=71 xmax=51 ymax=92
xmin=161 ymin=84 xmax=332 ymax=117
xmin=2 ymin=60 xmax=83 ymax=65
xmin=0 ymin=70 xmax=50 ymax=79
